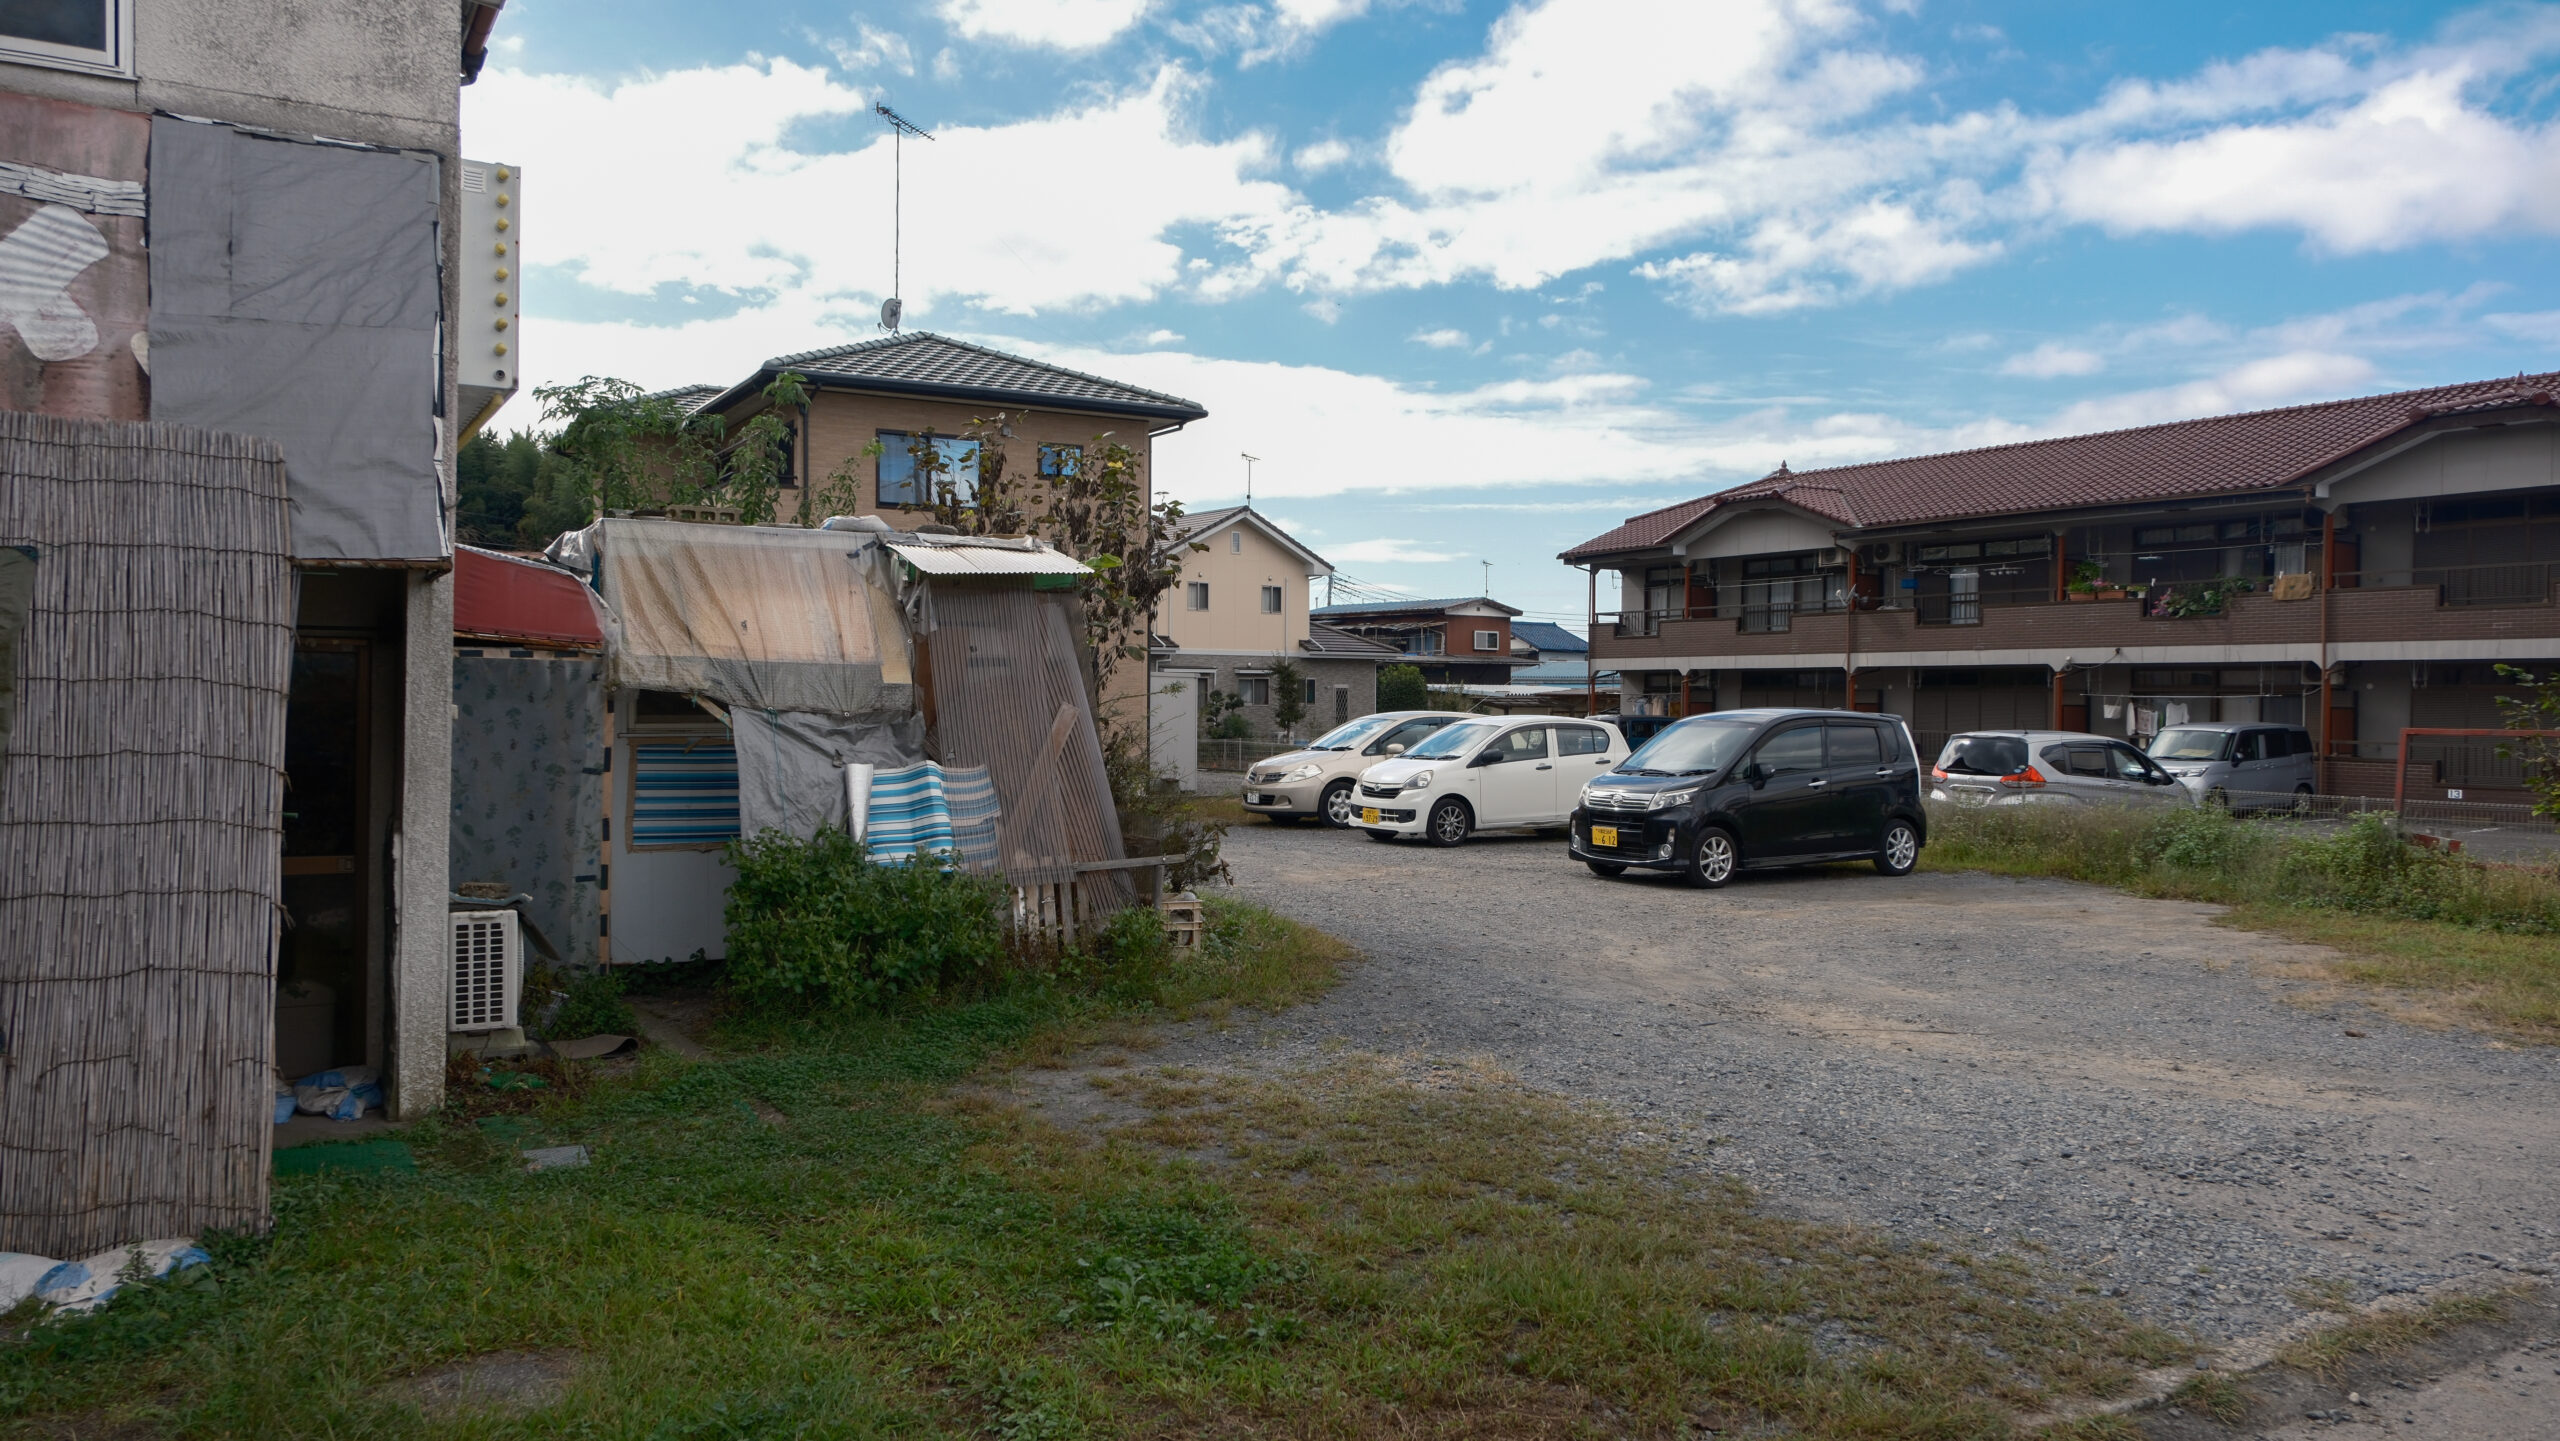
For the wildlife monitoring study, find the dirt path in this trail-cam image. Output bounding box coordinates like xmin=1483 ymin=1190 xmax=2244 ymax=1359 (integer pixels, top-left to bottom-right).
xmin=1157 ymin=823 xmax=2560 ymax=1371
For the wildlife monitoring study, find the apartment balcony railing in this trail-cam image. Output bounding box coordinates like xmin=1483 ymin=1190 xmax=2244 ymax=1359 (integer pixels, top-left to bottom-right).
xmin=1591 ymin=561 xmax=2559 ymax=663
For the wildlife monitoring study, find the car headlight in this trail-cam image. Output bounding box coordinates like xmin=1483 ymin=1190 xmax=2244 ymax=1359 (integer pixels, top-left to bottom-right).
xmin=1406 ymin=769 xmax=1434 ymax=790
xmin=1646 ymin=787 xmax=1700 ymax=811
xmin=1280 ymin=762 xmax=1321 ymax=783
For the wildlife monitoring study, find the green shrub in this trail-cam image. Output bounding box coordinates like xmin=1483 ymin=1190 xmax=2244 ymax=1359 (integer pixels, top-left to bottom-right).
xmin=1376 ymin=663 xmax=1427 ymax=712
xmin=722 ymin=827 xmax=1008 ymax=1013
xmin=2151 ymin=806 xmax=2254 ymax=873
xmin=541 ymin=965 xmax=636 ymax=1039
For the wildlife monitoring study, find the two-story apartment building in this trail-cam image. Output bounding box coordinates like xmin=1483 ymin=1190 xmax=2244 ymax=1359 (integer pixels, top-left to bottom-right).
xmin=1308 ymin=596 xmax=1533 ymax=686
xmin=1151 ymin=505 xmax=1395 ymax=736
xmin=1564 ymin=373 xmax=2560 ymax=805
xmin=669 ymin=332 xmax=1208 ymax=735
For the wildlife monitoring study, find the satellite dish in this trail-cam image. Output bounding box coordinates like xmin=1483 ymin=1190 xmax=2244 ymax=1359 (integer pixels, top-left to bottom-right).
xmin=880 ymin=297 xmax=903 ymax=331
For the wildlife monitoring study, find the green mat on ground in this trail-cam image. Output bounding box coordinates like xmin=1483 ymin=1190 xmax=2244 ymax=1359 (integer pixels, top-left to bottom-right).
xmin=272 ymin=1140 xmax=416 ymax=1177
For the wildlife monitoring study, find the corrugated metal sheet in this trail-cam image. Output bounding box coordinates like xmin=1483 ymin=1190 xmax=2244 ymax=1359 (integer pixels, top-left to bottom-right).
xmin=454 ymin=544 xmax=604 ymax=647
xmin=884 ymin=538 xmax=1091 ymax=577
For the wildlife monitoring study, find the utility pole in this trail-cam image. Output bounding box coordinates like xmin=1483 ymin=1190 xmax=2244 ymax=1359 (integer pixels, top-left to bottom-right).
xmin=874 ymin=104 xmax=933 ymax=330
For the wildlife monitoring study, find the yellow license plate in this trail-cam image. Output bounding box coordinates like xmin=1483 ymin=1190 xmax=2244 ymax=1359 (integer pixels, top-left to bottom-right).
xmin=1361 ymin=807 xmax=1380 ymax=825
xmin=1590 ymin=825 xmax=1619 ymax=848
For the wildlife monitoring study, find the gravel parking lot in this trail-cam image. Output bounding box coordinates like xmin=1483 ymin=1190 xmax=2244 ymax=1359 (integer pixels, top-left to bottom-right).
xmin=1174 ymin=820 xmax=2560 ymax=1354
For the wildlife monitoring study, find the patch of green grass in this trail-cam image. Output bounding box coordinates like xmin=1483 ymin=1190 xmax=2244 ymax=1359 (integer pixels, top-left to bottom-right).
xmin=2 ymin=901 xmax=2170 ymax=1440
xmin=2276 ymin=1289 xmax=2515 ymax=1379
xmin=2166 ymin=1369 xmax=2253 ymax=1425
xmin=1921 ymin=806 xmax=2560 ymax=1038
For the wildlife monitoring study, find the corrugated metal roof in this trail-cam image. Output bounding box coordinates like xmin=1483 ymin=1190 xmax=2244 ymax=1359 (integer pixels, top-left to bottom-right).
xmin=881 ymin=536 xmax=1092 ymax=577
xmin=1560 ymin=371 xmax=2560 ymax=562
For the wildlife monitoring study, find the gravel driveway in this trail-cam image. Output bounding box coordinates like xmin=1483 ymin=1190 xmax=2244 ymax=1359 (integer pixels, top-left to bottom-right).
xmin=1175 ymin=822 xmax=2560 ymax=1353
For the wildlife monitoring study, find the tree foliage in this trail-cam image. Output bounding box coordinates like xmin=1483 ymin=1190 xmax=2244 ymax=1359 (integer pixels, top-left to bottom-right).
xmin=1376 ymin=663 xmax=1428 ymax=712
xmin=1269 ymin=657 xmax=1307 ymax=735
xmin=2493 ymin=664 xmax=2560 ymax=820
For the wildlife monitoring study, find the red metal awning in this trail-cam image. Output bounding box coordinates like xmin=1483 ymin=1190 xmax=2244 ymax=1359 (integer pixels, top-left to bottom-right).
xmin=453 ymin=543 xmax=604 ymax=648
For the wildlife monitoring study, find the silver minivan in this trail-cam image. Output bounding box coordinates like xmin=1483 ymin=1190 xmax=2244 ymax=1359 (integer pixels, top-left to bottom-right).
xmin=1930 ymin=730 xmax=2189 ymax=808
xmin=2144 ymin=723 xmax=2317 ymax=810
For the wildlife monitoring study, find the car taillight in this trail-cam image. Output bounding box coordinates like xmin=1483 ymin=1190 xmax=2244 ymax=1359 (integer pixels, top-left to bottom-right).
xmin=1998 ymin=769 xmax=2044 ymax=788
xmin=1930 ymin=766 xmax=1950 ymax=780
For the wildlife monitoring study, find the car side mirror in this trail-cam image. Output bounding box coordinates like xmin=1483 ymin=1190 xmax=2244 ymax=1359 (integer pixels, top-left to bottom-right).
xmin=1742 ymin=761 xmax=1768 ymax=787
xmin=1468 ymin=750 xmax=1500 ymax=767
xmin=1383 ymin=742 xmax=1405 ymax=755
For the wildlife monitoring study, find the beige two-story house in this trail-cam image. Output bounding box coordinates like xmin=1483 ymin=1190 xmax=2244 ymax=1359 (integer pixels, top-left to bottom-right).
xmin=1153 ymin=506 xmax=1397 ymax=737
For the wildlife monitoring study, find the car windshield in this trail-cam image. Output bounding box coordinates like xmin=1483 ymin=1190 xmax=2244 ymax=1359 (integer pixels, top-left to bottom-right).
xmin=1937 ymin=735 xmax=2029 ymax=775
xmin=1619 ymin=718 xmax=1758 ymax=776
xmin=1406 ymin=719 xmax=1500 ymax=759
xmin=2148 ymin=728 xmax=2232 ymax=762
xmin=1307 ymin=715 xmax=1398 ymax=751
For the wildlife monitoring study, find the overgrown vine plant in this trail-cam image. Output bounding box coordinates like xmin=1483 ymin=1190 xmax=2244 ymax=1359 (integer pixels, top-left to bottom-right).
xmin=531 ymin=370 xmax=813 ymax=523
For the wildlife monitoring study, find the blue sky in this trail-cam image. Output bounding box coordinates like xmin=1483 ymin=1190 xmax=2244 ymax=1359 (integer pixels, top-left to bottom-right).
xmin=466 ymin=0 xmax=2560 ymax=628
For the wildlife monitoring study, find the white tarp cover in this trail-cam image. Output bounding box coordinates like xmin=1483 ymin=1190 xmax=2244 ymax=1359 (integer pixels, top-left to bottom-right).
xmin=146 ymin=119 xmax=445 ymax=562
xmin=586 ymin=519 xmax=916 ymax=719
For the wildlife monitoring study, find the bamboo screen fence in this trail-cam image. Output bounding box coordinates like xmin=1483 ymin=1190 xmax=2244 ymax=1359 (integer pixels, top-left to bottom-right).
xmin=0 ymin=411 xmax=294 ymax=1256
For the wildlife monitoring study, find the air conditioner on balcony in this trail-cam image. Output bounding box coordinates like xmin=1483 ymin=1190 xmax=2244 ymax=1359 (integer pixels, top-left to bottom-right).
xmin=1819 ymin=547 xmax=1848 ymax=568
xmin=1859 ymin=543 xmax=1894 ymax=565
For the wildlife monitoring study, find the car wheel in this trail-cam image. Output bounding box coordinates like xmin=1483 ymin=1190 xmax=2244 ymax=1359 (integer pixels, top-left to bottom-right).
xmin=2205 ymin=787 xmax=2230 ymax=811
xmin=1585 ymin=860 xmax=1627 ymax=878
xmin=1425 ymin=797 xmax=1472 ymax=847
xmin=1364 ymin=828 xmax=1399 ymax=844
xmin=2292 ymin=783 xmax=2315 ymax=816
xmin=1874 ymin=818 xmax=1919 ymax=876
xmin=1321 ymin=780 xmax=1357 ymax=828
xmin=1685 ymin=826 xmax=1738 ymax=889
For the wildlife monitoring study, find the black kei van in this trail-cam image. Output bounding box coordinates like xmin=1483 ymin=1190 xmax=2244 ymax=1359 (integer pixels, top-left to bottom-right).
xmin=1568 ymin=709 xmax=1927 ymax=888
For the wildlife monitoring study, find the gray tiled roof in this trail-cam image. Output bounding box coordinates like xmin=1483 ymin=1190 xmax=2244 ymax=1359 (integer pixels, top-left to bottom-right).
xmin=704 ymin=331 xmax=1207 ymax=422
xmin=1509 ymin=620 xmax=1588 ymax=654
xmin=1309 ymin=596 xmax=1523 ymax=619
xmin=1301 ymin=623 xmax=1403 ymax=658
xmin=637 ymin=383 xmax=723 ymax=417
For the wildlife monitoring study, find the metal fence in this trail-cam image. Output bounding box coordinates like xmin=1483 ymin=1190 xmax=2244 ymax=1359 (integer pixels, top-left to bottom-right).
xmin=1197 ymin=738 xmax=1300 ymax=775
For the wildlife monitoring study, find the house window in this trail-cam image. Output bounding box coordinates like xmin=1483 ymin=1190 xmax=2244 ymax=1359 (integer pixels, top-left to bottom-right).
xmin=1230 ymin=531 xmax=1242 ymax=553
xmin=1186 ymin=581 xmax=1209 ymax=611
xmin=0 ymin=0 xmax=133 ymax=77
xmin=1302 ymin=677 xmax=1318 ymax=705
xmin=1472 ymin=629 xmax=1499 ymax=651
xmin=1037 ymin=443 xmax=1080 ymax=477
xmin=1261 ymin=585 xmax=1283 ymax=614
xmin=876 ymin=431 xmax=979 ymax=507
xmin=1333 ymin=685 xmax=1349 ymax=723
xmin=1238 ymin=675 xmax=1271 ymax=706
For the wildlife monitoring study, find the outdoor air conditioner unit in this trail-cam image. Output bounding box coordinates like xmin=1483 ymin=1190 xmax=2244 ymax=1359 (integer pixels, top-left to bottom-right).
xmin=1859 ymin=542 xmax=1893 ymax=565
xmin=1819 ymin=547 xmax=1848 ymax=568
xmin=448 ymin=909 xmax=521 ymax=1032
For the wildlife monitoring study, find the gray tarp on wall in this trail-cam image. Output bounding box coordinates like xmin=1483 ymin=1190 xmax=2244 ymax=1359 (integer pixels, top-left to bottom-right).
xmin=450 ymin=655 xmax=604 ymax=968
xmin=732 ymin=708 xmax=926 ymax=840
xmin=146 ymin=118 xmax=444 ymax=562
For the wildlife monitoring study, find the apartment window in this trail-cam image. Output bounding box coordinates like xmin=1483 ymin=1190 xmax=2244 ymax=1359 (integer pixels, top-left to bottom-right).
xmin=1473 ymin=629 xmax=1499 ymax=651
xmin=876 ymin=431 xmax=979 ymax=507
xmin=0 ymin=0 xmax=133 ymax=77
xmin=1037 ymin=443 xmax=1080 ymax=477
xmin=1238 ymin=675 xmax=1271 ymax=706
xmin=1185 ymin=581 xmax=1209 ymax=611
xmin=1261 ymin=585 xmax=1283 ymax=614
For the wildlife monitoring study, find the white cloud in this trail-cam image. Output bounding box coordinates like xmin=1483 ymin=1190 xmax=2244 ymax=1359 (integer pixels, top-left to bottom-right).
xmin=2486 ymin=309 xmax=2560 ymax=345
xmin=1142 ymin=328 xmax=1186 ymax=345
xmin=2050 ymin=350 xmax=2379 ymax=433
xmin=1293 ymin=138 xmax=1353 ymax=173
xmin=2039 ymin=69 xmax=2560 ymax=252
xmin=937 ymin=0 xmax=1150 ymax=49
xmin=1409 ymin=327 xmax=1470 ymax=348
xmin=1330 ymin=537 xmax=1464 ymax=563
xmin=825 ymin=20 xmax=914 ymax=74
xmin=2000 ymin=342 xmax=2105 ymax=379
xmin=467 ymin=61 xmax=1295 ymax=319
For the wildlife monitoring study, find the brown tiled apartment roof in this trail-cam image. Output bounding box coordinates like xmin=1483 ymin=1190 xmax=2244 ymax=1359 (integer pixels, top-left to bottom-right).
xmin=1561 ymin=372 xmax=2560 ymax=562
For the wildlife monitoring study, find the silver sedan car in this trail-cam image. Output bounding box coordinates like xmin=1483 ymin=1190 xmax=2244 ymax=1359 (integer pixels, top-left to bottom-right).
xmin=1929 ymin=730 xmax=2191 ymax=808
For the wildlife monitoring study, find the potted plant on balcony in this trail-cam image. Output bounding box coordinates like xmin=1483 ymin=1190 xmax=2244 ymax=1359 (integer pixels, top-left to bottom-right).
xmin=2068 ymin=559 xmax=2131 ymax=602
xmin=2155 ymin=575 xmax=2257 ymax=619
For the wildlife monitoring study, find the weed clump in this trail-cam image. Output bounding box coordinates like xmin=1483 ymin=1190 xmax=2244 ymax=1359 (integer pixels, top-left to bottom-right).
xmin=722 ymin=827 xmax=1008 ymax=1013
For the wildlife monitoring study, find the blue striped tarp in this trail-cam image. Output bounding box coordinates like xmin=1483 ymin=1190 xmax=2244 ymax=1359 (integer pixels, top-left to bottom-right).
xmin=866 ymin=762 xmax=1001 ymax=868
xmin=631 ymin=740 xmax=741 ymax=846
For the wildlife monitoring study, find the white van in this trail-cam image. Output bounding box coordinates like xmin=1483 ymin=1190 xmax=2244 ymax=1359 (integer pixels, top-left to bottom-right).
xmin=1352 ymin=715 xmax=1629 ymax=845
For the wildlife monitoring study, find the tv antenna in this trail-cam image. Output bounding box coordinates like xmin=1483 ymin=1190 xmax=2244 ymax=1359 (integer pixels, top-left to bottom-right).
xmin=1240 ymin=452 xmax=1260 ymax=505
xmin=875 ymin=103 xmax=934 ymax=331
xmin=1480 ymin=559 xmax=1492 ymax=596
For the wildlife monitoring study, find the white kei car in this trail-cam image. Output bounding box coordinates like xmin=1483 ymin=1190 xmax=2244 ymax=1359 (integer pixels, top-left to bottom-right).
xmin=1353 ymin=714 xmax=1630 ymax=846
